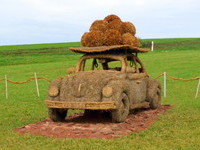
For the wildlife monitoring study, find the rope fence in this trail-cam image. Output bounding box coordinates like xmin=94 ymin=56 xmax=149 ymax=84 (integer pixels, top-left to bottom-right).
xmin=0 ymin=72 xmax=199 ymax=99
xmin=0 ymin=73 xmax=51 ymax=99
xmin=155 ymin=73 xmax=200 ymax=81
xmin=0 ymin=76 xmax=51 ymax=84
xmin=155 ymin=72 xmax=200 ymax=98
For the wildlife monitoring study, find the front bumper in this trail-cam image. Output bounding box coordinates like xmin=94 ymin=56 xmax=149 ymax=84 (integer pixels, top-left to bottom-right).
xmin=45 ymin=100 xmax=117 ymax=110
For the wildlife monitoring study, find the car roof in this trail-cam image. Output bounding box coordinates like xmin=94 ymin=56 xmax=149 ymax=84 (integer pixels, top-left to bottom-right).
xmin=82 ymin=53 xmax=135 ymax=58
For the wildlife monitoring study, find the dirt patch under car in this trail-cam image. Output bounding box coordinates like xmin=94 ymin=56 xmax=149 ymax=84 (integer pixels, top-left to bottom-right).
xmin=15 ymin=105 xmax=172 ymax=139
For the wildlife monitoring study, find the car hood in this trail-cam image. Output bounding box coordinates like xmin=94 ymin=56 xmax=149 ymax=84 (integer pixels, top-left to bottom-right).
xmin=59 ymin=70 xmax=125 ymax=102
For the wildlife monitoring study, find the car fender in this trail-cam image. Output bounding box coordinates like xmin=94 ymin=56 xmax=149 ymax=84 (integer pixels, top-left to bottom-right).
xmin=146 ymin=78 xmax=161 ymax=101
xmin=48 ymin=77 xmax=63 ymax=101
xmin=102 ymin=79 xmax=128 ymax=103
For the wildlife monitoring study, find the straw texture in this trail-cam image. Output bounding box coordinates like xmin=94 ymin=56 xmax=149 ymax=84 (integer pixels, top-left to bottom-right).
xmin=104 ymin=14 xmax=121 ymax=23
xmin=89 ymin=20 xmax=108 ymax=32
xmin=104 ymin=29 xmax=123 ymax=46
xmin=78 ymin=14 xmax=149 ymax=53
xmin=121 ymin=22 xmax=136 ymax=35
xmin=122 ymin=33 xmax=140 ymax=47
xmin=107 ymin=19 xmax=123 ymax=31
xmin=70 ymin=45 xmax=150 ymax=53
xmin=81 ymin=31 xmax=104 ymax=47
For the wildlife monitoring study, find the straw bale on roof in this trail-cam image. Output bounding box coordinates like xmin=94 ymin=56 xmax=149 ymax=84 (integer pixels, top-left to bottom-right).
xmin=121 ymin=22 xmax=136 ymax=35
xmin=122 ymin=33 xmax=140 ymax=47
xmin=78 ymin=14 xmax=146 ymax=52
xmin=104 ymin=14 xmax=121 ymax=23
xmin=89 ymin=20 xmax=108 ymax=32
xmin=104 ymin=29 xmax=123 ymax=46
xmin=81 ymin=32 xmax=89 ymax=47
xmin=107 ymin=19 xmax=123 ymax=31
xmin=81 ymin=31 xmax=104 ymax=47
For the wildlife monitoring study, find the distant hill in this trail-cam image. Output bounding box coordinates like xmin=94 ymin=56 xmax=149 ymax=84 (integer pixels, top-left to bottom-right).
xmin=141 ymin=38 xmax=200 ymax=51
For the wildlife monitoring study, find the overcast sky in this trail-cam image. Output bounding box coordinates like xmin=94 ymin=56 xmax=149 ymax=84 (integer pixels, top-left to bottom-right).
xmin=0 ymin=0 xmax=200 ymax=45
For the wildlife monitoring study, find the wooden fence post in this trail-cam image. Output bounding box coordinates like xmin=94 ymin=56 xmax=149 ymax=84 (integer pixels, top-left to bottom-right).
xmin=195 ymin=79 xmax=200 ymax=98
xmin=5 ymin=75 xmax=8 ymax=99
xmin=34 ymin=72 xmax=40 ymax=97
xmin=151 ymin=41 xmax=154 ymax=51
xmin=164 ymin=72 xmax=167 ymax=98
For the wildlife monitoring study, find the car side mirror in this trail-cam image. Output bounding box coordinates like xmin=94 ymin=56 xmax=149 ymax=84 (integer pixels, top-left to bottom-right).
xmin=67 ymin=67 xmax=76 ymax=74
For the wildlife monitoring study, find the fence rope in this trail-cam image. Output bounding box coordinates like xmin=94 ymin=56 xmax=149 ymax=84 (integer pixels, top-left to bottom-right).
xmin=0 ymin=74 xmax=199 ymax=84
xmin=166 ymin=75 xmax=200 ymax=81
xmin=155 ymin=74 xmax=164 ymax=79
xmin=0 ymin=77 xmax=51 ymax=84
xmin=0 ymin=74 xmax=199 ymax=99
xmin=0 ymin=78 xmax=5 ymax=82
xmin=155 ymin=73 xmax=200 ymax=81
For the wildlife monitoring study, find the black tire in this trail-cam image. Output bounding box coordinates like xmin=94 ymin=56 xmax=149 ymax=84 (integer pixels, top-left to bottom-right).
xmin=48 ymin=108 xmax=67 ymax=122
xmin=111 ymin=93 xmax=130 ymax=123
xmin=149 ymin=84 xmax=161 ymax=109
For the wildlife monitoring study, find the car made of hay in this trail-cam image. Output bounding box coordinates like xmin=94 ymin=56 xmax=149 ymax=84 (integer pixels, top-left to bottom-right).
xmin=45 ymin=46 xmax=161 ymax=123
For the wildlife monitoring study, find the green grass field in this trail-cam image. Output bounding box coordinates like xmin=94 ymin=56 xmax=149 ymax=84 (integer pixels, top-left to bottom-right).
xmin=0 ymin=38 xmax=200 ymax=149
xmin=141 ymin=38 xmax=200 ymax=51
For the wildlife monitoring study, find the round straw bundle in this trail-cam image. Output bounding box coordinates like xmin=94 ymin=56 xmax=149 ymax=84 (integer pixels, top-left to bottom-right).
xmin=121 ymin=22 xmax=136 ymax=35
xmin=122 ymin=33 xmax=140 ymax=47
xmin=104 ymin=29 xmax=122 ymax=46
xmin=81 ymin=14 xmax=140 ymax=47
xmin=89 ymin=20 xmax=108 ymax=32
xmin=107 ymin=19 xmax=123 ymax=31
xmin=81 ymin=32 xmax=89 ymax=46
xmin=81 ymin=31 xmax=104 ymax=47
xmin=104 ymin=14 xmax=121 ymax=23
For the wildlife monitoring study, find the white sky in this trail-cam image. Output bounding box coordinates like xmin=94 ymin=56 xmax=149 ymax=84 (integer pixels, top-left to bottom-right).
xmin=0 ymin=0 xmax=200 ymax=45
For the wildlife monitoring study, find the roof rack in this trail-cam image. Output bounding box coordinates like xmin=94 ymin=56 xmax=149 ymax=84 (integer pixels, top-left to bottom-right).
xmin=69 ymin=45 xmax=150 ymax=54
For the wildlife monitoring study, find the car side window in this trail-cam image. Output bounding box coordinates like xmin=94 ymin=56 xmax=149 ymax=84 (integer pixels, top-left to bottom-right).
xmin=126 ymin=55 xmax=144 ymax=73
xmin=107 ymin=60 xmax=122 ymax=71
xmin=98 ymin=58 xmax=122 ymax=71
xmin=84 ymin=58 xmax=103 ymax=71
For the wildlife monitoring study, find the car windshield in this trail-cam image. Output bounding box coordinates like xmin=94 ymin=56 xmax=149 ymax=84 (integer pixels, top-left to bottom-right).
xmin=77 ymin=55 xmax=125 ymax=72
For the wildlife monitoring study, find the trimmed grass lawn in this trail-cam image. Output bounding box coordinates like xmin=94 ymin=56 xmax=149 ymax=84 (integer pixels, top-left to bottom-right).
xmin=0 ymin=39 xmax=200 ymax=149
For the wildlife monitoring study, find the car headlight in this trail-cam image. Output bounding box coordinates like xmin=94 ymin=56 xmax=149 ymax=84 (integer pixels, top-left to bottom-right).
xmin=102 ymin=86 xmax=113 ymax=97
xmin=48 ymin=86 xmax=59 ymax=97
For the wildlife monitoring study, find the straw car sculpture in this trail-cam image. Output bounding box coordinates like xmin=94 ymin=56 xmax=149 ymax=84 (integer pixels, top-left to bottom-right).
xmin=45 ymin=14 xmax=162 ymax=123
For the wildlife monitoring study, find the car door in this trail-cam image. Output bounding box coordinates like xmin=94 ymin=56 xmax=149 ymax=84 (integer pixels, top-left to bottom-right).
xmin=126 ymin=55 xmax=148 ymax=105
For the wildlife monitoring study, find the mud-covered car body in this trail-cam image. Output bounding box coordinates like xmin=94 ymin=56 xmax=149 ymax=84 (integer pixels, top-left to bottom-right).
xmin=45 ymin=53 xmax=161 ymax=122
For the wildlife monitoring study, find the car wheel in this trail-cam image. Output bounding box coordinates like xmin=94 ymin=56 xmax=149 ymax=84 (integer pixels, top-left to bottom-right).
xmin=149 ymin=84 xmax=161 ymax=109
xmin=111 ymin=93 xmax=130 ymax=123
xmin=48 ymin=108 xmax=67 ymax=122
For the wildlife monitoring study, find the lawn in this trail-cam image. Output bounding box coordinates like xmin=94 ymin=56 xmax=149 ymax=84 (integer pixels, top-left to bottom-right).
xmin=0 ymin=38 xmax=200 ymax=149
